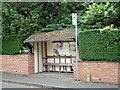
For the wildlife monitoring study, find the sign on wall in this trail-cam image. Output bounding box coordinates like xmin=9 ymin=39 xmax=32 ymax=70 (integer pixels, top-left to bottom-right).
xmin=53 ymin=42 xmax=76 ymax=55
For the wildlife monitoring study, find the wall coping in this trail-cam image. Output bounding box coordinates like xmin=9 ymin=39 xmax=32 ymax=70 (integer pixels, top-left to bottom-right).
xmin=0 ymin=54 xmax=33 ymax=56
xmin=73 ymin=60 xmax=120 ymax=63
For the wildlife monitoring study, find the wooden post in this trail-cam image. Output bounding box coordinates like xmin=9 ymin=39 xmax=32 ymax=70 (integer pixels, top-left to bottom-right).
xmin=41 ymin=42 xmax=43 ymax=63
xmin=54 ymin=55 xmax=55 ymax=63
xmin=64 ymin=55 xmax=67 ymax=72
xmin=45 ymin=42 xmax=47 ymax=71
xmin=65 ymin=55 xmax=66 ymax=64
xmin=70 ymin=55 xmax=73 ymax=73
xmin=59 ymin=55 xmax=61 ymax=73
xmin=59 ymin=55 xmax=61 ymax=64
xmin=54 ymin=55 xmax=55 ymax=71
xmin=45 ymin=42 xmax=47 ymax=63
xmin=37 ymin=42 xmax=39 ymax=72
xmin=32 ymin=42 xmax=34 ymax=54
xmin=34 ymin=42 xmax=39 ymax=73
xmin=70 ymin=54 xmax=72 ymax=64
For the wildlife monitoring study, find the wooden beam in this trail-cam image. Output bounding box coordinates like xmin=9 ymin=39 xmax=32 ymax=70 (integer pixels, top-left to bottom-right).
xmin=53 ymin=41 xmax=75 ymax=43
xmin=42 ymin=58 xmax=47 ymax=59
xmin=47 ymin=56 xmax=76 ymax=58
xmin=43 ymin=63 xmax=73 ymax=66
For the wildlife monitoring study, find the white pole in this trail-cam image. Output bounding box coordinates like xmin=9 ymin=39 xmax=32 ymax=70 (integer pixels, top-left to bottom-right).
xmin=75 ymin=15 xmax=78 ymax=81
xmin=72 ymin=13 xmax=78 ymax=81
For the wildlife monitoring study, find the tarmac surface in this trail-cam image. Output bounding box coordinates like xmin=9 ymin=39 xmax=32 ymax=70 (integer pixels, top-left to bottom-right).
xmin=2 ymin=72 xmax=119 ymax=88
xmin=2 ymin=82 xmax=36 ymax=88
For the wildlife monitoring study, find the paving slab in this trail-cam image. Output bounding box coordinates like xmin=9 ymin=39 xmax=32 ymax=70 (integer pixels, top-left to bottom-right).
xmin=2 ymin=72 xmax=119 ymax=88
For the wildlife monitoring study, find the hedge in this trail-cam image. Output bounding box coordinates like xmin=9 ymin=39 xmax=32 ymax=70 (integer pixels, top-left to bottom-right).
xmin=2 ymin=36 xmax=23 ymax=55
xmin=78 ymin=29 xmax=120 ymax=61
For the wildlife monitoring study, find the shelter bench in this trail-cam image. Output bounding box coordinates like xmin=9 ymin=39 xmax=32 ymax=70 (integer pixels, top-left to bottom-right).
xmin=43 ymin=55 xmax=75 ymax=73
xmin=43 ymin=63 xmax=73 ymax=73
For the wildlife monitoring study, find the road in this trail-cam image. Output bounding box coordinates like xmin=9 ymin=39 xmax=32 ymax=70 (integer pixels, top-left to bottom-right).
xmin=1 ymin=82 xmax=40 ymax=88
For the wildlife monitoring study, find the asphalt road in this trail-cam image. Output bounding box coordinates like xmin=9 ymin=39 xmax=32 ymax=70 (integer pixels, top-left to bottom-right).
xmin=2 ymin=82 xmax=39 ymax=88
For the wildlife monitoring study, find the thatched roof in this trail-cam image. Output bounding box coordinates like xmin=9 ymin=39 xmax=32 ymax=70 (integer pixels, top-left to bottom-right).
xmin=24 ymin=28 xmax=81 ymax=43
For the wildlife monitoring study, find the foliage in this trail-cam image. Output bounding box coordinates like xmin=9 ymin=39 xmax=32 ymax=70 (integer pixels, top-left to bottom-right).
xmin=2 ymin=2 xmax=120 ymax=55
xmin=2 ymin=2 xmax=89 ymax=39
xmin=39 ymin=23 xmax=74 ymax=32
xmin=2 ymin=2 xmax=88 ymax=54
xmin=78 ymin=2 xmax=119 ymax=29
xmin=78 ymin=29 xmax=120 ymax=61
xmin=2 ymin=36 xmax=23 ymax=54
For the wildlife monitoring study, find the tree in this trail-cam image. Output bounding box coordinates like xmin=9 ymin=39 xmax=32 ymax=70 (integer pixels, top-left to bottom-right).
xmin=2 ymin=2 xmax=88 ymax=54
xmin=78 ymin=2 xmax=119 ymax=29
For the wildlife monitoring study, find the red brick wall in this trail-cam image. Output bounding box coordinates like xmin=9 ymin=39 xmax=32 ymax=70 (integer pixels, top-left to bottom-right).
xmin=0 ymin=54 xmax=34 ymax=75
xmin=73 ymin=61 xmax=120 ymax=84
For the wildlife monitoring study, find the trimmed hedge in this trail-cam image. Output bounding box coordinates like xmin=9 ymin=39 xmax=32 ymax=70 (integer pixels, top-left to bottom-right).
xmin=2 ymin=36 xmax=23 ymax=55
xmin=78 ymin=29 xmax=120 ymax=61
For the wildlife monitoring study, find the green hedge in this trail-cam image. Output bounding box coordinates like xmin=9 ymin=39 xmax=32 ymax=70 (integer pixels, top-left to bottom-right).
xmin=2 ymin=36 xmax=23 ymax=55
xmin=78 ymin=29 xmax=120 ymax=61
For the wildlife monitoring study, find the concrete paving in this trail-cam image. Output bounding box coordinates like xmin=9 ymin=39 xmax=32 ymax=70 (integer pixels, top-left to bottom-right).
xmin=2 ymin=72 xmax=119 ymax=88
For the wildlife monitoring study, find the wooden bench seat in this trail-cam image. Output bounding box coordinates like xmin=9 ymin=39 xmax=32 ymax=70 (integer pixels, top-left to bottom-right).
xmin=43 ymin=63 xmax=73 ymax=66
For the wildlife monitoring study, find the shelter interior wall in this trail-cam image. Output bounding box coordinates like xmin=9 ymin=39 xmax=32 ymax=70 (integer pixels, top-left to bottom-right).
xmin=33 ymin=41 xmax=78 ymax=72
xmin=47 ymin=42 xmax=76 ymax=56
xmin=45 ymin=42 xmax=76 ymax=72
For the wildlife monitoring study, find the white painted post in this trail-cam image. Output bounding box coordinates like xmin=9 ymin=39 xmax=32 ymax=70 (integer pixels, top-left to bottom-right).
xmin=72 ymin=13 xmax=78 ymax=81
xmin=38 ymin=42 xmax=43 ymax=72
xmin=34 ymin=42 xmax=39 ymax=73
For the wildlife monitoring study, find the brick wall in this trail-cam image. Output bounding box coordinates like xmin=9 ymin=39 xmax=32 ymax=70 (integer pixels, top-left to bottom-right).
xmin=0 ymin=54 xmax=34 ymax=75
xmin=73 ymin=61 xmax=120 ymax=84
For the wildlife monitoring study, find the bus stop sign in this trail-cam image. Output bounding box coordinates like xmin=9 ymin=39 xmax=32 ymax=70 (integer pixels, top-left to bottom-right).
xmin=72 ymin=13 xmax=77 ymax=25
